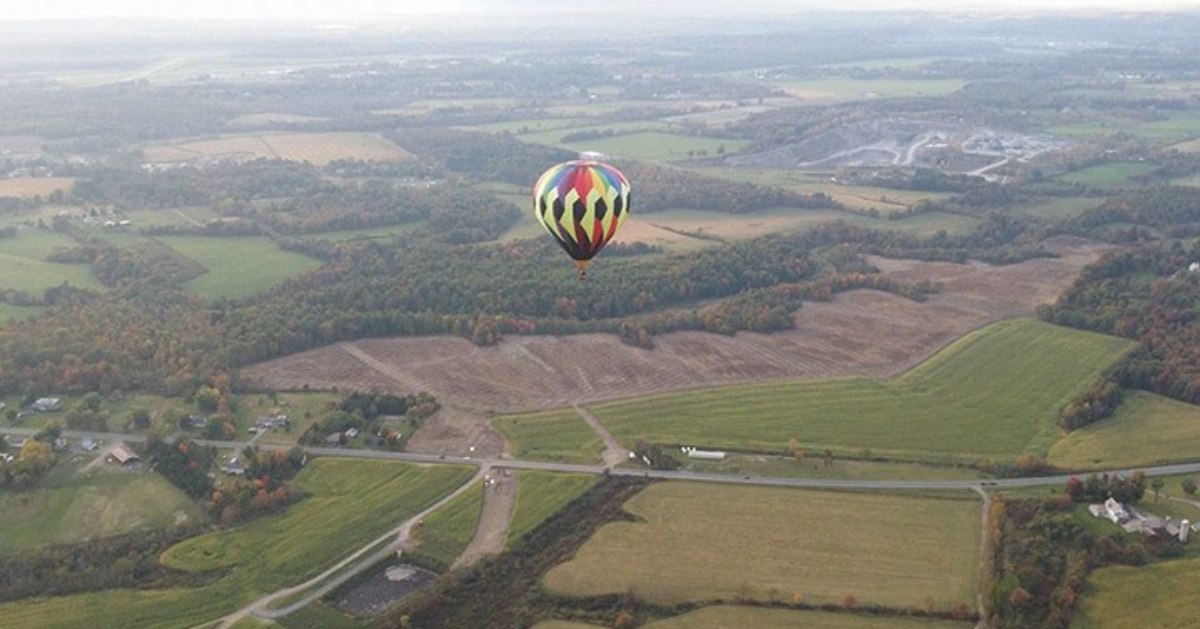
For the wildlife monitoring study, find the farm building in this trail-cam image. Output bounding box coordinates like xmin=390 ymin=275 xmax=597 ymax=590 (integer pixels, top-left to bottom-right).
xmin=685 ymin=448 xmax=727 ymax=461
xmin=184 ymin=415 xmax=208 ymax=429
xmin=1088 ymin=498 xmax=1190 ymax=541
xmin=79 ymin=439 xmax=98 ymax=452
xmin=29 ymin=397 xmax=62 ymax=412
xmin=254 ymin=415 xmax=291 ymax=430
xmin=1189 ymin=261 xmax=1199 ymax=273
xmin=109 ymin=443 xmax=140 ymax=467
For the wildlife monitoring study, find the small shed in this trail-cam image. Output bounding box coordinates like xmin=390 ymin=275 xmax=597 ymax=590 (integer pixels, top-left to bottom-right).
xmin=109 ymin=443 xmax=140 ymax=467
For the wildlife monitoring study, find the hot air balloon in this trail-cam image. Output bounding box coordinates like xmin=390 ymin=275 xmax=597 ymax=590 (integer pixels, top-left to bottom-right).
xmin=532 ymin=156 xmax=631 ymax=280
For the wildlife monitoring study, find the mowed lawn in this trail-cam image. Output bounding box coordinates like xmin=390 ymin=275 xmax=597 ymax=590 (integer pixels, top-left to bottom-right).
xmin=0 ymin=459 xmax=473 ymax=629
xmin=0 ymin=229 xmax=101 ymax=292
xmin=589 ymin=319 xmax=1132 ymax=460
xmin=643 ymin=607 xmax=974 ymax=629
xmin=507 ymin=471 xmax=597 ymax=545
xmin=158 ymin=236 xmax=323 ymax=299
xmin=0 ymin=471 xmax=203 ymax=551
xmin=494 ymin=409 xmax=604 ymax=465
xmin=1070 ymin=558 xmax=1200 ymax=629
xmin=542 ymin=482 xmax=981 ymax=609
xmin=1049 ymin=392 xmax=1200 ymax=469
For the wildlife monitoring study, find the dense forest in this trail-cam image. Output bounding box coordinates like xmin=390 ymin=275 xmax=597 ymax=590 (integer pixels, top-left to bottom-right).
xmin=1040 ymin=239 xmax=1200 ymax=406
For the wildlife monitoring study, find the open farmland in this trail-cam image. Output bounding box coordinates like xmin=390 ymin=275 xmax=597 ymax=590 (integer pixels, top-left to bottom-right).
xmin=1048 ymin=392 xmax=1200 ymax=469
xmin=555 ymin=131 xmax=747 ymax=162
xmin=590 ymin=319 xmax=1131 ymax=460
xmin=0 ymin=468 xmax=203 ymax=551
xmin=0 ymin=229 xmax=101 ymax=292
xmin=142 ymin=132 xmax=412 ymax=165
xmin=641 ymin=607 xmax=973 ymax=629
xmin=412 ymin=481 xmax=484 ymax=568
xmin=493 ymin=410 xmax=603 ymax=464
xmin=0 ymin=459 xmax=473 ymax=629
xmin=244 ymin=239 xmax=1108 ymax=413
xmin=158 ymin=236 xmax=323 ymax=299
xmin=0 ymin=177 xmax=74 ymax=198
xmin=507 ymin=471 xmax=597 ymax=545
xmin=1070 ymin=558 xmax=1200 ymax=629
xmin=777 ymin=78 xmax=965 ymax=100
xmin=542 ymin=482 xmax=980 ymax=608
xmin=1057 ymin=162 xmax=1155 ymax=187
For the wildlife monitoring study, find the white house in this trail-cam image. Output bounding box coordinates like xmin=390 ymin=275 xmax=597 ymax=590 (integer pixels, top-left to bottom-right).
xmin=1088 ymin=497 xmax=1130 ymax=524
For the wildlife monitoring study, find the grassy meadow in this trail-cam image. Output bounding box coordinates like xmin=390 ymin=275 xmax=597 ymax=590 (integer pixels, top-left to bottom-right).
xmin=0 ymin=229 xmax=101 ymax=293
xmin=0 ymin=459 xmax=473 ymax=629
xmin=588 ymin=319 xmax=1132 ymax=461
xmin=542 ymin=482 xmax=981 ymax=608
xmin=158 ymin=236 xmax=323 ymax=299
xmin=493 ymin=409 xmax=604 ymax=465
xmin=507 ymin=471 xmax=597 ymax=546
xmin=412 ymin=480 xmax=484 ymax=567
xmin=642 ymin=607 xmax=974 ymax=629
xmin=1048 ymin=392 xmax=1200 ymax=469
xmin=0 ymin=302 xmax=44 ymax=323
xmin=1057 ymin=162 xmax=1155 ymax=187
xmin=1070 ymin=558 xmax=1200 ymax=629
xmin=0 ymin=467 xmax=203 ymax=551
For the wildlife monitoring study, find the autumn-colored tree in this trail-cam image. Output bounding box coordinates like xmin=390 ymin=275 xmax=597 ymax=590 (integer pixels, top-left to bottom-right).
xmin=841 ymin=593 xmax=856 ymax=609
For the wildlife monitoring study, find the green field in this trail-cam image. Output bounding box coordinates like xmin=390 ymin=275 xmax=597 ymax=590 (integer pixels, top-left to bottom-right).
xmin=1049 ymin=111 xmax=1200 ymax=142
xmin=588 ymin=319 xmax=1132 ymax=460
xmin=515 ymin=120 xmax=673 ymax=146
xmin=778 ymin=78 xmax=965 ymax=100
xmin=0 ymin=302 xmax=44 ymax=323
xmin=543 ymin=131 xmax=749 ymax=162
xmin=1057 ymin=162 xmax=1155 ymax=187
xmin=643 ymin=607 xmax=974 ymax=629
xmin=412 ymin=480 xmax=483 ymax=567
xmin=474 ymin=117 xmax=594 ymax=134
xmin=1070 ymin=558 xmax=1200 ymax=629
xmin=507 ymin=471 xmax=597 ymax=545
xmin=1048 ymin=392 xmax=1200 ymax=469
xmin=682 ymin=455 xmax=984 ymax=481
xmin=0 ymin=459 xmax=473 ymax=629
xmin=0 ymin=229 xmax=100 ymax=293
xmin=0 ymin=468 xmax=203 ymax=550
xmin=543 ymin=482 xmax=980 ymax=608
xmin=494 ymin=409 xmax=604 ymax=465
xmin=158 ymin=236 xmax=323 ymax=299
xmin=302 ymin=224 xmax=420 ymax=244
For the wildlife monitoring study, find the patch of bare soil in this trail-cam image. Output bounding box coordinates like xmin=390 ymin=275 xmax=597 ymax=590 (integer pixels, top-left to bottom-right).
xmin=243 ymin=240 xmax=1109 ymax=416
xmin=452 ymin=469 xmax=517 ymax=569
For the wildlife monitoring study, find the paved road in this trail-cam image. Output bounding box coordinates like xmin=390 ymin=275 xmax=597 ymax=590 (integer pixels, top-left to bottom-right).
xmin=7 ymin=426 xmax=1200 ymax=491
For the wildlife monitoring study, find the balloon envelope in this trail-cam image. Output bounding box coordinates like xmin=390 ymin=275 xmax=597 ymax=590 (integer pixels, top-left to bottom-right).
xmin=532 ymin=160 xmax=631 ymax=266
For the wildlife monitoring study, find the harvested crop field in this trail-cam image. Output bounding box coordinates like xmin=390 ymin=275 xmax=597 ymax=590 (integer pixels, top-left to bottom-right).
xmin=542 ymin=482 xmax=981 ymax=609
xmin=143 ymin=132 xmax=412 ymax=165
xmin=244 ymin=239 xmax=1109 ymax=414
xmin=0 ymin=177 xmax=74 ymax=198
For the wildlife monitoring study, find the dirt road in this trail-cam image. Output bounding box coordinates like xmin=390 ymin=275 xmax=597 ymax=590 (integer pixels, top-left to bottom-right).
xmin=452 ymin=469 xmax=517 ymax=569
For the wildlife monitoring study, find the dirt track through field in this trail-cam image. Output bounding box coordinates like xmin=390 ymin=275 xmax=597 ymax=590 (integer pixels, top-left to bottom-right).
xmin=452 ymin=469 xmax=517 ymax=569
xmin=244 ymin=237 xmax=1109 ymax=421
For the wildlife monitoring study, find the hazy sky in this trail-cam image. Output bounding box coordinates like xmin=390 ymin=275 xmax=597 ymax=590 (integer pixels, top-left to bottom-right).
xmin=3 ymin=0 xmax=1198 ymax=20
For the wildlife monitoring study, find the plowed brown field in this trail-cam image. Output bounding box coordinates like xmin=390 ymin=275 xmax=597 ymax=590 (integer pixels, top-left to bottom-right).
xmin=243 ymin=239 xmax=1108 ymax=416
